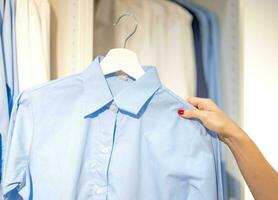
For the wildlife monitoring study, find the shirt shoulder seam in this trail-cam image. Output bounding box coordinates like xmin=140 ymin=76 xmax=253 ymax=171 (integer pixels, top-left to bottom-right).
xmin=22 ymin=72 xmax=82 ymax=96
xmin=161 ymin=85 xmax=204 ymax=130
xmin=161 ymin=85 xmax=188 ymax=107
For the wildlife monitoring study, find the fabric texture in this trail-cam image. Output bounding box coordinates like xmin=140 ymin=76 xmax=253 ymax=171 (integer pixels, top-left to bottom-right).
xmin=3 ymin=56 xmax=222 ymax=200
xmin=16 ymin=0 xmax=51 ymax=92
xmin=94 ymin=0 xmax=196 ymax=100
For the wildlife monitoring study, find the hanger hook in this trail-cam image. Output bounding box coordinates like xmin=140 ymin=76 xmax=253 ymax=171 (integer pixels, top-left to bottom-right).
xmin=113 ymin=12 xmax=138 ymax=48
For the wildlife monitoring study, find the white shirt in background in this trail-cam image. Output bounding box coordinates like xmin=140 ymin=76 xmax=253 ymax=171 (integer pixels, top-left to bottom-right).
xmin=16 ymin=0 xmax=50 ymax=92
xmin=47 ymin=0 xmax=94 ymax=78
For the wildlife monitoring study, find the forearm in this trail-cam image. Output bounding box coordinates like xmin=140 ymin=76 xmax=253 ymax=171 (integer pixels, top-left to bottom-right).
xmin=180 ymin=97 xmax=278 ymax=198
xmin=223 ymin=126 xmax=278 ymax=200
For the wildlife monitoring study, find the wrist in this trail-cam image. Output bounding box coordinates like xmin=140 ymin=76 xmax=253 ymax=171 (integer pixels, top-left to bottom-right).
xmin=220 ymin=121 xmax=247 ymax=145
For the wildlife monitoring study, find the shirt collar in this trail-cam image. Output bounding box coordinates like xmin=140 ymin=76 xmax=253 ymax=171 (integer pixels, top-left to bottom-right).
xmin=82 ymin=56 xmax=161 ymax=117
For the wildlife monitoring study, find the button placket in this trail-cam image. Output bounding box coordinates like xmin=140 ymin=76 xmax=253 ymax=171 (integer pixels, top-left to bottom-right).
xmin=101 ymin=147 xmax=110 ymax=154
xmin=89 ymin=104 xmax=118 ymax=199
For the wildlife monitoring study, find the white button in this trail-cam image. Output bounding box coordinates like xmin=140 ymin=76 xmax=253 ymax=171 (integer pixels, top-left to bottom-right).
xmin=109 ymin=103 xmax=118 ymax=112
xmin=95 ymin=186 xmax=106 ymax=194
xmin=101 ymin=147 xmax=110 ymax=154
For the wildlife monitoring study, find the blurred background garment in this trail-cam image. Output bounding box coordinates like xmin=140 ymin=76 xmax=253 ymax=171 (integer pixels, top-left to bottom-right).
xmin=173 ymin=0 xmax=221 ymax=105
xmin=1 ymin=0 xmax=18 ymax=115
xmin=0 ymin=0 xmax=18 ymax=158
xmin=47 ymin=0 xmax=94 ymax=78
xmin=0 ymin=0 xmax=9 ymax=142
xmin=16 ymin=0 xmax=50 ymax=92
xmin=0 ymin=0 xmax=18 ymax=196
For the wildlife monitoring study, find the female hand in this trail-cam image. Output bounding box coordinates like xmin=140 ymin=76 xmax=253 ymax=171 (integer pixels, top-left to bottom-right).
xmin=178 ymin=97 xmax=278 ymax=200
xmin=177 ymin=97 xmax=243 ymax=143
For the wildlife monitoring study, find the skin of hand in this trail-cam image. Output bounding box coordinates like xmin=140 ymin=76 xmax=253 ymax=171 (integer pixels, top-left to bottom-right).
xmin=177 ymin=97 xmax=242 ymax=143
xmin=177 ymin=97 xmax=278 ymax=200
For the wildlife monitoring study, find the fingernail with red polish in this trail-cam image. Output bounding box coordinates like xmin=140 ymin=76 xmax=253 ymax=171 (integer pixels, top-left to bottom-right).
xmin=177 ymin=109 xmax=184 ymax=115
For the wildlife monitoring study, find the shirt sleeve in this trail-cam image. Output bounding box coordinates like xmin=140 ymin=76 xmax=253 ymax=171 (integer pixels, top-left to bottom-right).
xmin=186 ymin=123 xmax=219 ymax=200
xmin=2 ymin=92 xmax=34 ymax=199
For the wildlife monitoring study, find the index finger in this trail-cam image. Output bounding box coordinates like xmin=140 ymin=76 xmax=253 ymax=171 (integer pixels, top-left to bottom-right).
xmin=186 ymin=97 xmax=214 ymax=111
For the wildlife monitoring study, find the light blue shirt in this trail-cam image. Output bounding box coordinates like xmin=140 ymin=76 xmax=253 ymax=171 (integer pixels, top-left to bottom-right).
xmin=0 ymin=0 xmax=4 ymax=18
xmin=0 ymin=0 xmax=9 ymax=138
xmin=0 ymin=0 xmax=10 ymax=177
xmin=1 ymin=0 xmax=18 ymax=147
xmin=1 ymin=0 xmax=18 ymax=186
xmin=173 ymin=0 xmax=221 ymax=105
xmin=0 ymin=27 xmax=9 ymax=156
xmin=3 ymin=56 xmax=222 ymax=200
xmin=193 ymin=5 xmax=222 ymax=106
xmin=2 ymin=0 xmax=18 ymax=114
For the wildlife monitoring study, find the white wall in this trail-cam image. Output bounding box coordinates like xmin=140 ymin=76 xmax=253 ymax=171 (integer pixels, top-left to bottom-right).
xmin=243 ymin=0 xmax=278 ymax=199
